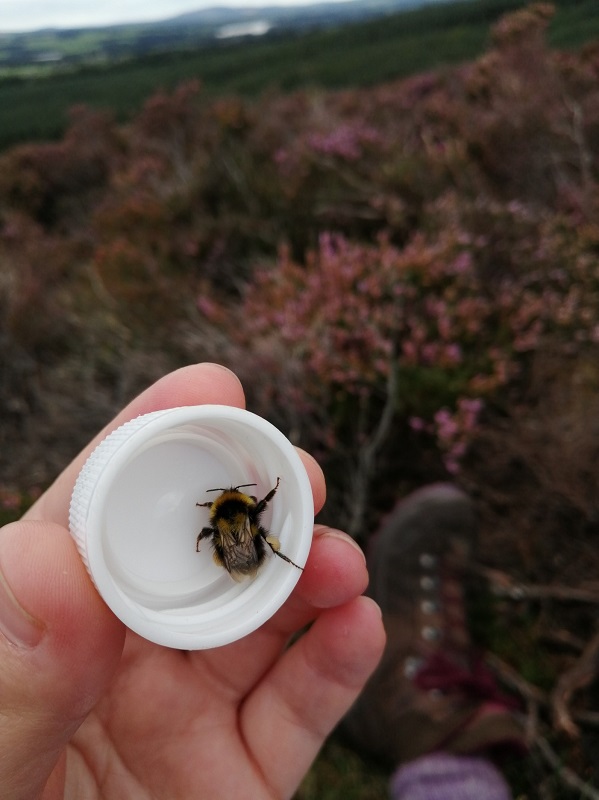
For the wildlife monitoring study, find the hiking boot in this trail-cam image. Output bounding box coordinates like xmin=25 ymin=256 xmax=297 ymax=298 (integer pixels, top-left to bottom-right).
xmin=342 ymin=484 xmax=525 ymax=767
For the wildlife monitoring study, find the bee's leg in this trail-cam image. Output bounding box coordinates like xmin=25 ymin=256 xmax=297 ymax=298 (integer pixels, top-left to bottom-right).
xmin=273 ymin=549 xmax=303 ymax=570
xmin=196 ymin=526 xmax=213 ymax=552
xmin=261 ymin=528 xmax=303 ymax=570
xmin=254 ymin=477 xmax=281 ymax=514
xmin=196 ymin=501 xmax=213 ymax=508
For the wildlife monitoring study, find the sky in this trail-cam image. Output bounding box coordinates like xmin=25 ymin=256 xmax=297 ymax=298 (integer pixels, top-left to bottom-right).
xmin=1 ymin=0 xmax=348 ymax=33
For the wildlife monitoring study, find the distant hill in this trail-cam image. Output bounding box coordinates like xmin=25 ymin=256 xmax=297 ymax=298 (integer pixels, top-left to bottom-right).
xmin=168 ymin=0 xmax=450 ymax=29
xmin=0 ymin=0 xmax=460 ymax=71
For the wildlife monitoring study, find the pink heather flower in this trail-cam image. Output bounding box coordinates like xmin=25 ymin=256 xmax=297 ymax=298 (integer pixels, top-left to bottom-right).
xmin=196 ymin=295 xmax=218 ymax=320
xmin=458 ymin=397 xmax=483 ymax=417
xmin=437 ymin=314 xmax=453 ymax=340
xmin=434 ymin=408 xmax=459 ymax=442
xmin=306 ymin=123 xmax=380 ymax=161
xmin=444 ymin=344 xmax=463 ymax=364
xmin=452 ymin=251 xmax=473 ymax=275
xmin=421 ymin=343 xmax=439 ymax=364
xmin=402 ymin=341 xmax=418 ymax=362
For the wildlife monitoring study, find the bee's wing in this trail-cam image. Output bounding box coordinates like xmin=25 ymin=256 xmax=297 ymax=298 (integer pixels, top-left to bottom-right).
xmin=219 ymin=515 xmax=260 ymax=576
xmin=237 ymin=514 xmax=254 ymax=546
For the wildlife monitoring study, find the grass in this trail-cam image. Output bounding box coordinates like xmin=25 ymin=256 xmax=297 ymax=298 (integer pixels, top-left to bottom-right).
xmin=297 ymin=738 xmax=389 ymax=800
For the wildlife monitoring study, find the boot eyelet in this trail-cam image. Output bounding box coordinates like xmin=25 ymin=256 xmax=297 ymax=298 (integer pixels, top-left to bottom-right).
xmin=420 ymin=575 xmax=438 ymax=591
xmin=419 ymin=553 xmax=438 ymax=569
xmin=403 ymin=656 xmax=423 ymax=678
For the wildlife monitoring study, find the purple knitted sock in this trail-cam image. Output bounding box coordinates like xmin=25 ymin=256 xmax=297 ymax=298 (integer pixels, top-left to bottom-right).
xmin=390 ymin=753 xmax=512 ymax=800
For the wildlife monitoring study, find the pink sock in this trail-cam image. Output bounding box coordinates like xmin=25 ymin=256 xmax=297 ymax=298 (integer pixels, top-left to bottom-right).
xmin=390 ymin=753 xmax=512 ymax=800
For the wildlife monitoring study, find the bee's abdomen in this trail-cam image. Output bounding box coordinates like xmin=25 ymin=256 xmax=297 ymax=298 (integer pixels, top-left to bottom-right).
xmin=216 ymin=533 xmax=266 ymax=576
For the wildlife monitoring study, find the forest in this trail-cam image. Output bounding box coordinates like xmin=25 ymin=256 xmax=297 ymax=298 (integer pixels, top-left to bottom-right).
xmin=1 ymin=2 xmax=599 ymax=796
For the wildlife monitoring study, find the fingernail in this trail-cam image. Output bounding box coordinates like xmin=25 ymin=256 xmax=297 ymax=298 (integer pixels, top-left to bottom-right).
xmin=0 ymin=565 xmax=44 ymax=649
xmin=314 ymin=525 xmax=367 ymax=563
xmin=200 ymin=363 xmax=240 ymax=378
xmin=361 ymin=595 xmax=383 ymax=619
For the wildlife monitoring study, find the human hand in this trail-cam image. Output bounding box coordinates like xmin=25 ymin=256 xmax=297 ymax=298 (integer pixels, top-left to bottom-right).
xmin=0 ymin=363 xmax=385 ymax=800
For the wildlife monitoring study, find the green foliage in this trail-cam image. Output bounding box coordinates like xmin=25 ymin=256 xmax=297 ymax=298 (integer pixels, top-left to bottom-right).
xmin=297 ymin=738 xmax=388 ymax=799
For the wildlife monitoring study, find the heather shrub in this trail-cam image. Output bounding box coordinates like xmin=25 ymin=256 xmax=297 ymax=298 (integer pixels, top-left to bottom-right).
xmin=0 ymin=106 xmax=119 ymax=230
xmin=1 ymin=2 xmax=598 ymax=523
xmin=196 ymin=199 xmax=599 ymax=525
xmin=459 ymin=4 xmax=599 ymax=206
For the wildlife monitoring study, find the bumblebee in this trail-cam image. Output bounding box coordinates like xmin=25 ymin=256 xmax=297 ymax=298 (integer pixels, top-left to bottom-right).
xmin=196 ymin=477 xmax=303 ymax=580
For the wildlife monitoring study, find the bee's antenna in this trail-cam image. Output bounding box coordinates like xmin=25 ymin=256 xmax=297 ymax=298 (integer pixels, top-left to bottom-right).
xmin=206 ymin=483 xmax=257 ymax=493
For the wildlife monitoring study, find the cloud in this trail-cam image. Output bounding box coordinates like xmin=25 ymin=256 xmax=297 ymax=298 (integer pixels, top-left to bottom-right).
xmin=1 ymin=1 xmax=218 ymax=32
xmin=0 ymin=0 xmax=333 ymax=33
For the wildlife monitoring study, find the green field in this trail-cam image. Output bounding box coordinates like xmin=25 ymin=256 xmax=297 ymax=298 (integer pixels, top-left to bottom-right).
xmin=1 ymin=0 xmax=599 ymax=150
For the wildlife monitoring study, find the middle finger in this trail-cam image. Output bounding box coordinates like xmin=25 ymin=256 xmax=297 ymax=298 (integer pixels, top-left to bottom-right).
xmin=189 ymin=527 xmax=368 ymax=697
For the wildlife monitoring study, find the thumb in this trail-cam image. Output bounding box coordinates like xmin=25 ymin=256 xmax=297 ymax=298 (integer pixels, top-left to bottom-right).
xmin=0 ymin=520 xmax=125 ymax=800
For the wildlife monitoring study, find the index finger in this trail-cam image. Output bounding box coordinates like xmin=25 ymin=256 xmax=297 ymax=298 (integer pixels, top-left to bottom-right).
xmin=25 ymin=363 xmax=248 ymax=528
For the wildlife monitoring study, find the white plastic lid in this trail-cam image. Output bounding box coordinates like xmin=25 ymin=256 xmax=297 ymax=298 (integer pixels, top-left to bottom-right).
xmin=69 ymin=405 xmax=313 ymax=649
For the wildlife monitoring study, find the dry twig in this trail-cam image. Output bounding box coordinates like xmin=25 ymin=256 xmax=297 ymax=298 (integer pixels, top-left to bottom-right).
xmin=551 ymin=628 xmax=599 ymax=738
xmin=535 ymin=735 xmax=599 ymax=800
xmin=486 ymin=652 xmax=546 ymax=744
xmin=487 ymin=652 xmax=547 ymax=706
xmin=539 ymin=629 xmax=586 ymax=652
xmin=472 ymin=564 xmax=599 ymax=604
xmin=346 ymin=352 xmax=398 ymax=541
